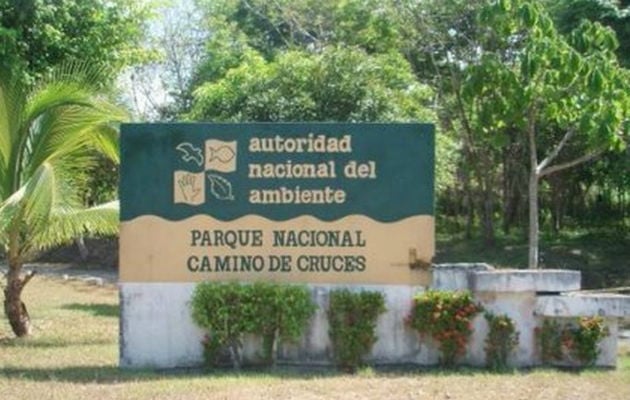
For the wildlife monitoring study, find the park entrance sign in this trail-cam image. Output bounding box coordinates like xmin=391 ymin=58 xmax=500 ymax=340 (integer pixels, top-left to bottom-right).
xmin=120 ymin=123 xmax=434 ymax=285
xmin=119 ymin=124 xmax=628 ymax=369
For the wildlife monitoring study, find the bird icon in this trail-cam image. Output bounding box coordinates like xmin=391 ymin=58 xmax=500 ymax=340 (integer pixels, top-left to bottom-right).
xmin=176 ymin=142 xmax=204 ymax=166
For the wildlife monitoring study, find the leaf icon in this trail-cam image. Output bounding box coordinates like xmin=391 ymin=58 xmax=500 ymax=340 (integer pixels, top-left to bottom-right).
xmin=207 ymin=173 xmax=234 ymax=200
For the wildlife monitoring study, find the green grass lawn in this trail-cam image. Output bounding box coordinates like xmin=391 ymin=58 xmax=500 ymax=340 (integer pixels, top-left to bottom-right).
xmin=1 ymin=277 xmax=629 ymax=399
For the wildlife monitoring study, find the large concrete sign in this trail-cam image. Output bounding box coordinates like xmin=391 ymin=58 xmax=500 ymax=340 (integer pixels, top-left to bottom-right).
xmin=120 ymin=123 xmax=434 ymax=285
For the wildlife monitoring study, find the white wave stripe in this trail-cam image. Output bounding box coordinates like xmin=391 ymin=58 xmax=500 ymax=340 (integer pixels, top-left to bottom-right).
xmin=121 ymin=213 xmax=432 ymax=226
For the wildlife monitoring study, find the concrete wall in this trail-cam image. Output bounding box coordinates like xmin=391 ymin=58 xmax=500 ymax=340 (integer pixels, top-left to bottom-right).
xmin=120 ymin=265 xmax=630 ymax=369
xmin=120 ymin=283 xmax=203 ymax=368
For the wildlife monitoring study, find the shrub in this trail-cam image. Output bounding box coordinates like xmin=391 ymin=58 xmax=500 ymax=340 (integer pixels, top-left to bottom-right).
xmin=566 ymin=316 xmax=609 ymax=366
xmin=536 ymin=319 xmax=563 ymax=364
xmin=484 ymin=312 xmax=519 ymax=370
xmin=536 ymin=316 xmax=609 ymax=367
xmin=407 ymin=290 xmax=483 ymax=367
xmin=191 ymin=282 xmax=315 ymax=369
xmin=248 ymin=282 xmax=317 ymax=365
xmin=328 ymin=289 xmax=386 ymax=372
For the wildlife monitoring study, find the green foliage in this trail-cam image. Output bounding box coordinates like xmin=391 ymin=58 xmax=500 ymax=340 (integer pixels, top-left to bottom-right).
xmin=536 ymin=319 xmax=564 ymax=363
xmin=190 ymin=282 xmax=315 ymax=368
xmin=536 ymin=317 xmax=609 ymax=366
xmin=191 ymin=282 xmax=253 ymax=367
xmin=484 ymin=312 xmax=519 ymax=370
xmin=327 ymin=289 xmax=386 ymax=372
xmin=0 ymin=66 xmax=124 ymax=259
xmin=187 ymin=0 xmax=435 ymax=123
xmin=248 ymin=282 xmax=317 ymax=364
xmin=566 ymin=316 xmax=609 ymax=366
xmin=0 ymin=0 xmax=152 ymax=87
xmin=82 ymin=156 xmax=119 ymax=206
xmin=407 ymin=290 xmax=483 ymax=367
xmin=468 ymin=0 xmax=629 ymax=266
xmin=547 ymin=0 xmax=630 ymax=67
xmin=195 ymin=0 xmax=403 ymax=59
xmin=0 ymin=65 xmax=125 ymax=337
xmin=187 ymin=46 xmax=433 ymax=123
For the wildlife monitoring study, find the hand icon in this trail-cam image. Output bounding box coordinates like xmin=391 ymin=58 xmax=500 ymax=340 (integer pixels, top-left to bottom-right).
xmin=178 ymin=173 xmax=201 ymax=201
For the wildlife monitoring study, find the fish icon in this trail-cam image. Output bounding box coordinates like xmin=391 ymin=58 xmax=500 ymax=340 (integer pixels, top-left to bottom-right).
xmin=207 ymin=145 xmax=236 ymax=163
xmin=176 ymin=142 xmax=204 ymax=166
xmin=205 ymin=140 xmax=237 ymax=172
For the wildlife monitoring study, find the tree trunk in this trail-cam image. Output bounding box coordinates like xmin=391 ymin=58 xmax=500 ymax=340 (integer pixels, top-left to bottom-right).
xmin=548 ymin=173 xmax=567 ymax=233
xmin=462 ymin=169 xmax=475 ymax=240
xmin=528 ymin=170 xmax=539 ymax=269
xmin=76 ymin=236 xmax=89 ymax=261
xmin=481 ymin=186 xmax=496 ymax=247
xmin=3 ymin=259 xmax=33 ymax=337
xmin=527 ymin=108 xmax=539 ymax=269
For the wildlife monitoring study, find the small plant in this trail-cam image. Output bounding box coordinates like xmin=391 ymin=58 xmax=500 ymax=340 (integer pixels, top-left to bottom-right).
xmin=191 ymin=282 xmax=251 ymax=368
xmin=536 ymin=319 xmax=563 ymax=364
xmin=328 ymin=289 xmax=386 ymax=372
xmin=191 ymin=282 xmax=315 ymax=369
xmin=484 ymin=312 xmax=519 ymax=370
xmin=566 ymin=316 xmax=609 ymax=366
xmin=536 ymin=317 xmax=609 ymax=367
xmin=249 ymin=282 xmax=316 ymax=366
xmin=407 ymin=290 xmax=482 ymax=367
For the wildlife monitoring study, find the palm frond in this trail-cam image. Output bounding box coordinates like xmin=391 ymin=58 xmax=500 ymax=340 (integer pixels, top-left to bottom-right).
xmin=0 ymin=64 xmax=125 ymax=262
xmin=0 ymin=79 xmax=21 ymax=198
xmin=29 ymin=200 xmax=119 ymax=254
xmin=24 ymin=101 xmax=126 ymax=175
xmin=92 ymin=123 xmax=121 ymax=164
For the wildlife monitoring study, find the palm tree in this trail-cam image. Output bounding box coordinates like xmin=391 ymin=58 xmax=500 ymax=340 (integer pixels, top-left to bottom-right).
xmin=0 ymin=66 xmax=124 ymax=337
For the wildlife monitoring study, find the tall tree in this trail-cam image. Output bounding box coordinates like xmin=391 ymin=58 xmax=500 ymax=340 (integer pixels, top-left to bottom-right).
xmin=464 ymin=0 xmax=629 ymax=268
xmin=0 ymin=66 xmax=123 ymax=336
xmin=395 ymin=0 xmax=509 ymax=245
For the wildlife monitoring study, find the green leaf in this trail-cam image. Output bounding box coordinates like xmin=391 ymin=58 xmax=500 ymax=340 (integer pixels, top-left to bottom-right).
xmin=519 ymin=3 xmax=538 ymax=28
xmin=589 ymin=69 xmax=604 ymax=92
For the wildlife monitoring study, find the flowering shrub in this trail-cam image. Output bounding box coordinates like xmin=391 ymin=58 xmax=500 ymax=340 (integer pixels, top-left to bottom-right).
xmin=566 ymin=316 xmax=609 ymax=366
xmin=484 ymin=312 xmax=519 ymax=370
xmin=536 ymin=316 xmax=608 ymax=367
xmin=407 ymin=290 xmax=483 ymax=367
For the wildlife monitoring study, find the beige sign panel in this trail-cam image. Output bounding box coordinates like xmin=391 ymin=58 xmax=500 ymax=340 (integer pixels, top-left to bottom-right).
xmin=120 ymin=215 xmax=433 ymax=285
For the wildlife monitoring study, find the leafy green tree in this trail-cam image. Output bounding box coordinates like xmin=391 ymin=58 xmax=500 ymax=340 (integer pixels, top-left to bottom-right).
xmin=195 ymin=0 xmax=402 ymax=59
xmin=0 ymin=66 xmax=124 ymax=336
xmin=464 ymin=0 xmax=629 ymax=268
xmin=395 ymin=0 xmax=511 ymax=244
xmin=185 ymin=0 xmax=406 ymax=111
xmin=0 ymin=0 xmax=151 ymax=87
xmin=187 ymin=46 xmax=433 ymax=122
